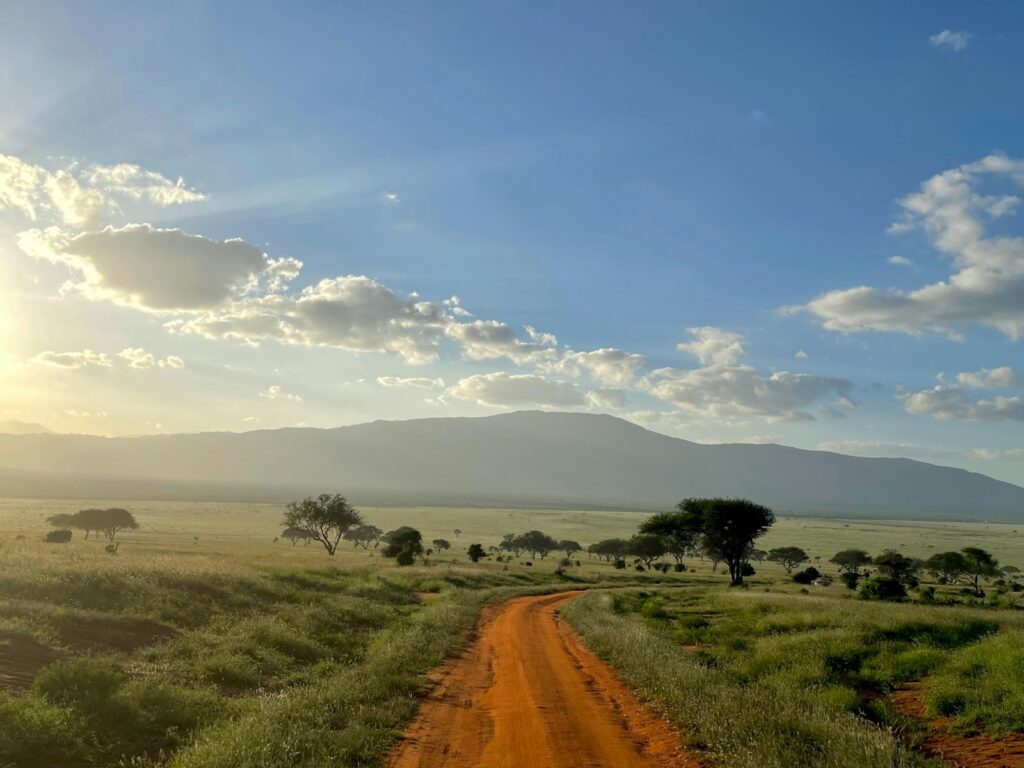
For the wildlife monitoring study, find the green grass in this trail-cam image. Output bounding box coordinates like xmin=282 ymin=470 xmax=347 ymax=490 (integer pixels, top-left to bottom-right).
xmin=3 ymin=497 xmax=1024 ymax=766
xmin=563 ymin=586 xmax=1024 ymax=766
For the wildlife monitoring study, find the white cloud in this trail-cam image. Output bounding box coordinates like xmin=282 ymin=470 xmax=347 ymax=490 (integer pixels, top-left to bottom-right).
xmin=955 ymin=366 xmax=1022 ymax=389
xmin=117 ymin=347 xmax=185 ymax=369
xmin=794 ymin=349 xmax=808 ymax=359
xmin=259 ymin=385 xmax=302 ymax=402
xmin=676 ymin=326 xmax=745 ymax=366
xmin=34 ymin=349 xmax=113 ymax=368
xmin=445 ymin=320 xmax=558 ymax=364
xmin=0 ymin=154 xmax=204 ymax=230
xmin=902 ymin=385 xmax=1024 ymax=421
xmin=642 ymin=327 xmax=854 ymax=423
xmin=382 ymin=192 xmax=400 ymax=203
xmin=887 ymin=255 xmax=914 ymax=267
xmin=586 ymin=388 xmax=627 ymax=409
xmin=546 ymin=347 xmax=647 ymax=387
xmin=376 ymin=376 xmax=445 ymax=389
xmin=20 ymin=224 xmax=290 ymax=311
xmin=929 ymin=29 xmax=972 ymax=52
xmin=447 ymin=372 xmax=588 ymax=408
xmin=795 ymin=154 xmax=1024 ymax=340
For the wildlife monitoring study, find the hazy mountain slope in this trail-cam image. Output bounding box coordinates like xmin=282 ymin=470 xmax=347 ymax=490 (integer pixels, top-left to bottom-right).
xmin=0 ymin=411 xmax=1021 ymax=520
xmin=0 ymin=419 xmax=52 ymax=435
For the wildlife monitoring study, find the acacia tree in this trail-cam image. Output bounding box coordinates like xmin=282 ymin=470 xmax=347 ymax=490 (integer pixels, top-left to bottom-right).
xmin=499 ymin=533 xmax=523 ymax=558
xmin=282 ymin=494 xmax=362 ymax=556
xmin=767 ymin=546 xmax=810 ymax=574
xmin=590 ymin=538 xmax=628 ymax=562
xmin=467 ymin=543 xmax=486 ymax=562
xmin=627 ymin=533 xmax=667 ymax=568
xmin=453 ymin=528 xmax=462 ymax=539
xmin=873 ymin=550 xmax=919 ymax=585
xmin=961 ymin=547 xmax=999 ymax=596
xmin=679 ymin=498 xmax=774 ymax=585
xmin=830 ymin=549 xmax=871 ymax=576
xmin=516 ymin=530 xmax=558 ymax=559
xmin=346 ymin=524 xmax=383 ymax=549
xmin=97 ymin=509 xmax=138 ymax=540
xmin=382 ymin=527 xmax=423 ymax=560
xmin=432 ymin=538 xmax=451 ymax=552
xmin=925 ymin=551 xmax=968 ymax=583
xmin=559 ymin=540 xmax=583 ymax=558
xmin=639 ymin=511 xmax=696 ymax=566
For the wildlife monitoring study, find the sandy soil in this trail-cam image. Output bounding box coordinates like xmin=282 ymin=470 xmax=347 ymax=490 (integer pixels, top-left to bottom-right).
xmin=0 ymin=634 xmax=64 ymax=691
xmin=389 ymin=591 xmax=703 ymax=768
xmin=891 ymin=682 xmax=1024 ymax=768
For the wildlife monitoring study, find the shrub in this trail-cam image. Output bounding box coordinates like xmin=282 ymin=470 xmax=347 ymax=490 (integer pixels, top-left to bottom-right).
xmin=34 ymin=658 xmax=123 ymax=708
xmin=860 ymin=577 xmax=906 ymax=601
xmin=673 ymin=562 xmax=686 ymax=572
xmin=613 ymin=559 xmax=626 ymax=570
xmin=395 ymin=547 xmax=415 ymax=566
xmin=792 ymin=566 xmax=820 ymax=585
xmin=44 ymin=529 xmax=72 ymax=543
xmin=839 ymin=572 xmax=860 ymax=590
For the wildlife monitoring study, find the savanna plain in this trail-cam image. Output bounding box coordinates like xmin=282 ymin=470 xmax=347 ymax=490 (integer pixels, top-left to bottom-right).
xmin=2 ymin=498 xmax=1024 ymax=768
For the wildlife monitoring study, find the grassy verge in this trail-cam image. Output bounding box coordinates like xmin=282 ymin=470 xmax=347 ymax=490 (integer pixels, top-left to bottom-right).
xmin=561 ymin=589 xmax=946 ymax=768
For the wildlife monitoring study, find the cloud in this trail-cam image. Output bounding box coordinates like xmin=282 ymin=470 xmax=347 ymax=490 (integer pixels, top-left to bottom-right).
xmin=929 ymin=29 xmax=972 ymax=52
xmin=117 ymin=347 xmax=185 ymax=369
xmin=676 ymin=326 xmax=744 ymax=366
xmin=794 ymin=154 xmax=1024 ymax=339
xmin=445 ymin=320 xmax=558 ymax=364
xmin=376 ymin=376 xmax=445 ymax=389
xmin=20 ymin=224 xmax=296 ymax=312
xmin=545 ymin=347 xmax=647 ymax=387
xmin=794 ymin=350 xmax=808 ymax=359
xmin=0 ymin=154 xmax=203 ymax=230
xmin=642 ymin=327 xmax=854 ymax=423
xmin=970 ymin=447 xmax=1024 ymax=460
xmin=34 ymin=349 xmax=113 ymax=368
xmin=902 ymin=386 xmax=1024 ymax=421
xmin=447 ymin=372 xmax=588 ymax=408
xmin=955 ymin=366 xmax=1023 ymax=389
xmin=887 ymin=255 xmax=914 ymax=267
xmin=586 ymin=388 xmax=627 ymax=409
xmin=382 ymin=192 xmax=400 ymax=203
xmin=259 ymin=385 xmax=302 ymax=402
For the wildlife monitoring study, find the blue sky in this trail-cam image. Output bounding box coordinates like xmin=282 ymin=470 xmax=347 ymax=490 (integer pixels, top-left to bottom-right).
xmin=2 ymin=2 xmax=1024 ymax=484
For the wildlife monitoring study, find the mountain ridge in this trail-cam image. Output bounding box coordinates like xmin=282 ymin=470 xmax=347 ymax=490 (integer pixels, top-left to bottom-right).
xmin=0 ymin=411 xmax=1021 ymax=521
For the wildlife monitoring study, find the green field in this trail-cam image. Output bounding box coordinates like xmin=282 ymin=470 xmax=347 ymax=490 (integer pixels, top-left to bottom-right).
xmin=1 ymin=497 xmax=1023 ymax=767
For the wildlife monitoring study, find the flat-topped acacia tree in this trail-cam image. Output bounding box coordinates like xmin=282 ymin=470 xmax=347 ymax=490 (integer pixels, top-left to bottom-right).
xmin=282 ymin=494 xmax=362 ymax=556
xmin=678 ymin=497 xmax=775 ymax=585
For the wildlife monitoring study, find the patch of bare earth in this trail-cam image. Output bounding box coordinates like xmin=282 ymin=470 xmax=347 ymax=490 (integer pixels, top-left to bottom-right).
xmin=0 ymin=634 xmax=64 ymax=691
xmin=56 ymin=617 xmax=176 ymax=653
xmin=891 ymin=682 xmax=1024 ymax=768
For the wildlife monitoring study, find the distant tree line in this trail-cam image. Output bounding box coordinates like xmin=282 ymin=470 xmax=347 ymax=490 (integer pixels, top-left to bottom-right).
xmin=46 ymin=508 xmax=139 ymax=541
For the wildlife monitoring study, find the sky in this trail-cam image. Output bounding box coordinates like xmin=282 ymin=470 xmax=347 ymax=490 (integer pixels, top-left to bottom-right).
xmin=2 ymin=2 xmax=1024 ymax=484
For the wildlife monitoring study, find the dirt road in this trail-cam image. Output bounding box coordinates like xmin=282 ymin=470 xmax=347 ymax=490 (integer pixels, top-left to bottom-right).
xmin=389 ymin=591 xmax=702 ymax=768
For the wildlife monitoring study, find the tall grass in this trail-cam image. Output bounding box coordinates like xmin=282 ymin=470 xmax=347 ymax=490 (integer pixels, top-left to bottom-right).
xmin=562 ymin=590 xmax=937 ymax=768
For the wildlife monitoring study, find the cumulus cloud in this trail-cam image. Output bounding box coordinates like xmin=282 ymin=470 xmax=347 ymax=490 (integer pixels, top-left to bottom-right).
xmin=447 ymin=372 xmax=588 ymax=408
xmin=34 ymin=349 xmax=113 ymax=368
xmin=642 ymin=327 xmax=854 ymax=422
xmin=794 ymin=154 xmax=1024 ymax=340
xmin=902 ymin=386 xmax=1024 ymax=421
xmin=117 ymin=347 xmax=185 ymax=369
xmin=18 ymin=224 xmax=291 ymax=311
xmin=954 ymin=366 xmax=1023 ymax=389
xmin=445 ymin=320 xmax=558 ymax=364
xmin=586 ymin=388 xmax=627 ymax=409
xmin=376 ymin=376 xmax=445 ymax=389
xmin=887 ymin=255 xmax=914 ymax=267
xmin=259 ymin=385 xmax=302 ymax=402
xmin=545 ymin=348 xmax=647 ymax=387
xmin=0 ymin=154 xmax=203 ymax=230
xmin=929 ymin=29 xmax=972 ymax=52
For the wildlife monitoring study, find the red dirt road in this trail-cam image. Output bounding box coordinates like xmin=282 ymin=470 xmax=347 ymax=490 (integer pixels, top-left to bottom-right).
xmin=389 ymin=591 xmax=702 ymax=768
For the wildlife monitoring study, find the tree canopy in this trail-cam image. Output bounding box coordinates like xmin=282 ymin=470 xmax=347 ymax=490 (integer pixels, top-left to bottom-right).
xmin=925 ymin=551 xmax=968 ymax=583
xmin=467 ymin=543 xmax=486 ymax=562
xmin=627 ymin=533 xmax=667 ymax=567
xmin=47 ymin=508 xmax=139 ymax=541
xmin=589 ymin=538 xmax=628 ymax=561
xmin=346 ymin=524 xmax=383 ymax=549
xmin=281 ymin=494 xmax=362 ymax=556
xmin=678 ymin=497 xmax=774 ymax=585
xmin=830 ymin=549 xmax=871 ymax=575
xmin=639 ymin=511 xmax=697 ymax=564
xmin=961 ymin=547 xmax=999 ymax=596
xmin=516 ymin=530 xmax=558 ymax=559
xmin=558 ymin=539 xmax=583 ymax=557
xmin=382 ymin=527 xmax=423 ymax=559
xmin=768 ymin=546 xmax=809 ymax=574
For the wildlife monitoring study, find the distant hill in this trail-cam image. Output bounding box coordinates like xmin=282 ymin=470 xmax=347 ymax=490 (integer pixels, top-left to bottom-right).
xmin=0 ymin=411 xmax=1022 ymax=521
xmin=0 ymin=419 xmax=52 ymax=435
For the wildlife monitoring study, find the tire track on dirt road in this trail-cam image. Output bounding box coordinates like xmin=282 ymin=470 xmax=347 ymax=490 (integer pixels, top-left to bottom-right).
xmin=388 ymin=591 xmax=704 ymax=768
